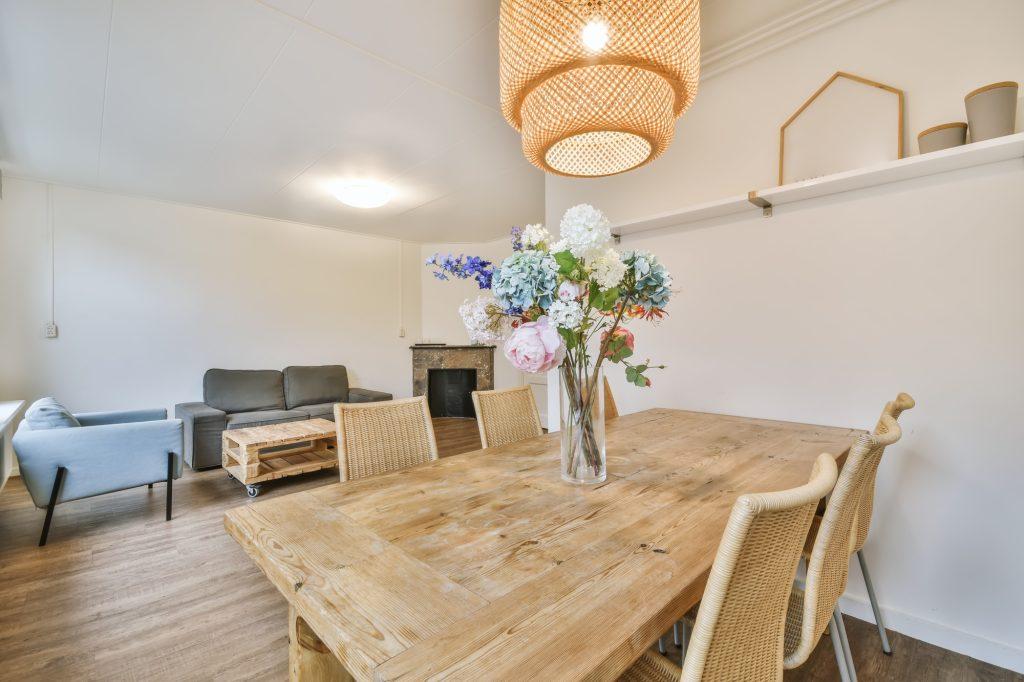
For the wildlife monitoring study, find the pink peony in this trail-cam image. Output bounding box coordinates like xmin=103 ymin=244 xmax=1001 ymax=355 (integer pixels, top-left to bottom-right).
xmin=504 ymin=316 xmax=566 ymax=373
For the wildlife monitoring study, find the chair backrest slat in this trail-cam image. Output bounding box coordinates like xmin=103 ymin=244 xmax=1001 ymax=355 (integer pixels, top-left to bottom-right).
xmin=333 ymin=397 xmax=438 ymax=482
xmin=471 ymin=386 xmax=543 ymax=449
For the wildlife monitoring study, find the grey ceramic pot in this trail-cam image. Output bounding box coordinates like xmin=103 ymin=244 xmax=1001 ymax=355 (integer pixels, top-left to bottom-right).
xmin=917 ymin=122 xmax=967 ymax=154
xmin=965 ymin=81 xmax=1018 ymax=142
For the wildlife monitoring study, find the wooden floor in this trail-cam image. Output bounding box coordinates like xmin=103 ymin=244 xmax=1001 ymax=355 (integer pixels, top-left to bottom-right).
xmin=0 ymin=417 xmax=1016 ymax=681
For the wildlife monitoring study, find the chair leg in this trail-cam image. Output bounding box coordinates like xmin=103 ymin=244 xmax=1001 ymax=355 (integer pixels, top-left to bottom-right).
xmin=166 ymin=452 xmax=174 ymax=522
xmin=673 ymin=621 xmax=680 ymax=646
xmin=833 ymin=606 xmax=858 ymax=682
xmin=39 ymin=466 xmax=67 ymax=547
xmin=678 ymin=620 xmax=688 ymax=667
xmin=657 ymin=636 xmax=666 ymax=655
xmin=857 ymin=549 xmax=892 ymax=654
xmin=831 ymin=611 xmax=852 ymax=682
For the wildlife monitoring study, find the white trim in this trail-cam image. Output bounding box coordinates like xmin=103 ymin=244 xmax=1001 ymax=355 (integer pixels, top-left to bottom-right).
xmin=701 ymin=0 xmax=895 ymax=80
xmin=837 ymin=593 xmax=1024 ymax=674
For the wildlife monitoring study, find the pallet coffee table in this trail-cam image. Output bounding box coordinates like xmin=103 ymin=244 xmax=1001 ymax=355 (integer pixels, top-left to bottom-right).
xmin=222 ymin=418 xmax=338 ymax=497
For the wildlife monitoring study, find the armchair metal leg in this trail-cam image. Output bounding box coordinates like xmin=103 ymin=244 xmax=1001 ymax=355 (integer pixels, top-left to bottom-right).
xmin=857 ymin=549 xmax=892 ymax=654
xmin=166 ymin=452 xmax=174 ymax=522
xmin=39 ymin=466 xmax=67 ymax=546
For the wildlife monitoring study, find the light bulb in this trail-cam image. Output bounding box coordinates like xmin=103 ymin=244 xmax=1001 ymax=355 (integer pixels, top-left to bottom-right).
xmin=581 ymin=18 xmax=609 ymax=52
xmin=332 ymin=181 xmax=394 ymax=208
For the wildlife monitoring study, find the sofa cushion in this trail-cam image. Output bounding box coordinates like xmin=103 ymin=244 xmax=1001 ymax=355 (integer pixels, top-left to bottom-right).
xmin=289 ymin=402 xmax=336 ymax=421
xmin=24 ymin=397 xmax=81 ymax=430
xmin=283 ymin=365 xmax=348 ymax=408
xmin=225 ymin=409 xmax=309 ymax=430
xmin=204 ymin=369 xmax=285 ymax=413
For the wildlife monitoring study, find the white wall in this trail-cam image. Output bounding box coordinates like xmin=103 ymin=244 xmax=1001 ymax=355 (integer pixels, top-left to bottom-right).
xmin=0 ymin=177 xmax=423 ymax=414
xmin=546 ymin=0 xmax=1024 ymax=671
xmin=420 ymin=238 xmax=523 ymax=391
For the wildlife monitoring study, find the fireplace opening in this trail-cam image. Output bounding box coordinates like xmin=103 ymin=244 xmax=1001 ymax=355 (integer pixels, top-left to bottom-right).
xmin=427 ymin=368 xmax=477 ymax=418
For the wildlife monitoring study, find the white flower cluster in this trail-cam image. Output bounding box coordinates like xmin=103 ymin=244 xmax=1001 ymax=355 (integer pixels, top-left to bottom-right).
xmin=547 ymin=299 xmax=585 ymax=329
xmin=590 ymin=248 xmax=627 ymax=290
xmin=558 ymin=203 xmax=612 ymax=260
xmin=521 ymin=223 xmax=551 ymax=249
xmin=459 ymin=295 xmax=507 ymax=345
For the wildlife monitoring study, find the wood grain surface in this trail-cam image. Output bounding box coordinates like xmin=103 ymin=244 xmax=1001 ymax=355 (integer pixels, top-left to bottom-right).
xmin=225 ymin=408 xmax=862 ymax=681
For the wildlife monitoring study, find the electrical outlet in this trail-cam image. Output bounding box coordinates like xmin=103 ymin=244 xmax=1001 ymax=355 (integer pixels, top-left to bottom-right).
xmin=398 ymin=326 xmax=406 ymax=338
xmin=44 ymin=322 xmax=59 ymax=339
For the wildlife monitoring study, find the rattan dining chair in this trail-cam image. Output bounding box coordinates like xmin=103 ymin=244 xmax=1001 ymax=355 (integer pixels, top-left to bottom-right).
xmin=620 ymin=453 xmax=838 ymax=682
xmin=471 ymin=385 xmax=543 ymax=449
xmin=333 ymin=396 xmax=438 ymax=482
xmin=783 ymin=407 xmax=908 ymax=682
xmin=851 ymin=392 xmax=915 ymax=654
xmin=604 ymin=376 xmax=619 ymax=421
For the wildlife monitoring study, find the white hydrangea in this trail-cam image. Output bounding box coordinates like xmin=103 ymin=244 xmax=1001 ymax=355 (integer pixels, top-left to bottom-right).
xmin=590 ymin=248 xmax=627 ymax=290
xmin=547 ymin=299 xmax=585 ymax=329
xmin=558 ymin=203 xmax=612 ymax=260
xmin=459 ymin=295 xmax=507 ymax=345
xmin=521 ymin=223 xmax=551 ymax=249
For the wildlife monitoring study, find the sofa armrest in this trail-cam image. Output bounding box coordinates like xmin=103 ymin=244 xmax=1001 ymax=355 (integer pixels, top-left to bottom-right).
xmin=174 ymin=402 xmax=227 ymax=470
xmin=12 ymin=419 xmax=183 ymax=508
xmin=76 ymin=408 xmax=168 ymax=426
xmin=347 ymin=388 xmax=393 ymax=403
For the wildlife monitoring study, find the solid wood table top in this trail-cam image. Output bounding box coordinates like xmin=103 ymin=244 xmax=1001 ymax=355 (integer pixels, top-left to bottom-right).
xmin=223 ymin=408 xmax=861 ymax=681
xmin=223 ymin=417 xmax=336 ymax=447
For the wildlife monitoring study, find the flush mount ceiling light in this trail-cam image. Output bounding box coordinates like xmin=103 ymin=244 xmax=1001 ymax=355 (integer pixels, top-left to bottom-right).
xmin=332 ymin=181 xmax=394 ymax=208
xmin=499 ymin=0 xmax=701 ymax=178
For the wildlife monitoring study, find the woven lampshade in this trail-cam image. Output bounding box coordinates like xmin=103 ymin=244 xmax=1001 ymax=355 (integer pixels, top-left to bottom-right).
xmin=499 ymin=0 xmax=700 ymax=178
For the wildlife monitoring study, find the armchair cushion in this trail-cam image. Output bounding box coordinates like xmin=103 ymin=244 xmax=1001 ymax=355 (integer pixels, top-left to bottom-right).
xmin=24 ymin=397 xmax=81 ymax=430
xmin=225 ymin=409 xmax=308 ymax=430
xmin=175 ymin=402 xmax=227 ymax=470
xmin=347 ymin=388 xmax=393 ymax=403
xmin=204 ymin=369 xmax=285 ymax=413
xmin=283 ymin=365 xmax=349 ymax=408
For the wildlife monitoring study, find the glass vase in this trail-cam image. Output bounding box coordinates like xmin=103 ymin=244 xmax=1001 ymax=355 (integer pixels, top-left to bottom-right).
xmin=559 ymin=363 xmax=606 ymax=484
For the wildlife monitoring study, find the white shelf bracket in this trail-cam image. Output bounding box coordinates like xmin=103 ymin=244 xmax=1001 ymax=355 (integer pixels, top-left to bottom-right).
xmin=748 ymin=191 xmax=773 ymax=217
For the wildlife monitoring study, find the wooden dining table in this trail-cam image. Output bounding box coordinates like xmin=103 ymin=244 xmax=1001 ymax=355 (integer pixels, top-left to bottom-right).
xmin=224 ymin=408 xmax=861 ymax=681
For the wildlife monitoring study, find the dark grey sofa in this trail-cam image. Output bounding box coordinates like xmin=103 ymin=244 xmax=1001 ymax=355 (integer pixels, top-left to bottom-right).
xmin=175 ymin=365 xmax=391 ymax=469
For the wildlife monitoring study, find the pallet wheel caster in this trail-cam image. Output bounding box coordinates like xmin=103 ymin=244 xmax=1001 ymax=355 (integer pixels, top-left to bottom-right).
xmin=246 ymin=484 xmax=261 ymax=498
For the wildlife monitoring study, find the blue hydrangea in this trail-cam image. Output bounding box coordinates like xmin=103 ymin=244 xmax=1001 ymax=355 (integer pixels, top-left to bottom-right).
xmin=624 ymin=250 xmax=672 ymax=311
xmin=492 ymin=250 xmax=559 ymax=313
xmin=425 ymin=253 xmax=493 ymax=289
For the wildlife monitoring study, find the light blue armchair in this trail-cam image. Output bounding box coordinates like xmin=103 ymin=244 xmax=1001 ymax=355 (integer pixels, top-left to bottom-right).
xmin=12 ymin=403 xmax=183 ymax=546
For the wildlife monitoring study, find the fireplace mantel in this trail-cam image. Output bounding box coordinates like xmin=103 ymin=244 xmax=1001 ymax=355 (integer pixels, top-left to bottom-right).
xmin=411 ymin=345 xmax=495 ymax=402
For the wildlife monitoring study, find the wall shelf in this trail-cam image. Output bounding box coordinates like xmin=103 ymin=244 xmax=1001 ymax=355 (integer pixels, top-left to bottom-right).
xmin=612 ymin=132 xmax=1024 ymax=236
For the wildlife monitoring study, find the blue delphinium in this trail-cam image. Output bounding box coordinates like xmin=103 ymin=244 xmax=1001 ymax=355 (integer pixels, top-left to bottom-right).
xmin=510 ymin=226 xmax=524 ymax=252
xmin=425 ymin=253 xmax=493 ymax=289
xmin=623 ymin=250 xmax=673 ymax=312
xmin=491 ymin=250 xmax=559 ymax=313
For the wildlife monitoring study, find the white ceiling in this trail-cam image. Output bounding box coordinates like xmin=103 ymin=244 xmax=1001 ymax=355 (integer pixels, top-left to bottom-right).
xmin=0 ymin=0 xmax=822 ymax=243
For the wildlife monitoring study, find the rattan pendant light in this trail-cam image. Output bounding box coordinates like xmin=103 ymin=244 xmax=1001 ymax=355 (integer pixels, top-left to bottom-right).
xmin=499 ymin=0 xmax=701 ymax=178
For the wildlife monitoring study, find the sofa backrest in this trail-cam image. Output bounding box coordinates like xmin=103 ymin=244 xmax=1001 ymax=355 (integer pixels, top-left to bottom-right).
xmin=283 ymin=365 xmax=349 ymax=409
xmin=204 ymin=369 xmax=285 ymax=413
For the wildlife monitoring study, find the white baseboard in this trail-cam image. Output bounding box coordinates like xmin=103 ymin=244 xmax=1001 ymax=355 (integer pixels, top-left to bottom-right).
xmin=836 ymin=592 xmax=1024 ymax=674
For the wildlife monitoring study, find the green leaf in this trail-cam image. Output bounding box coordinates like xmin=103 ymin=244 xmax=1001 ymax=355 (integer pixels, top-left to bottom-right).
xmin=633 ymin=373 xmax=648 ymax=387
xmin=557 ymin=326 xmax=578 ymax=349
xmin=625 ymin=366 xmax=638 ymax=383
xmin=595 ymin=286 xmax=620 ymax=312
xmin=553 ymin=251 xmax=578 ymax=276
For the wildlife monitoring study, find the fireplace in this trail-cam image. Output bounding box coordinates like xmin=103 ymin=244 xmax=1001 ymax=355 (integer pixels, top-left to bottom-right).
xmin=428 ymin=368 xmax=477 ymax=418
xmin=411 ymin=344 xmax=495 ymax=418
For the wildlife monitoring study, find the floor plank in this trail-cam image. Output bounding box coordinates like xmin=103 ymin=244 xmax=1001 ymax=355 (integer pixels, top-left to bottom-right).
xmin=0 ymin=418 xmax=1016 ymax=681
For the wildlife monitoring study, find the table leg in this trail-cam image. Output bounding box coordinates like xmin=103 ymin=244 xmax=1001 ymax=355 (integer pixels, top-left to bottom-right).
xmin=289 ymin=605 xmax=353 ymax=681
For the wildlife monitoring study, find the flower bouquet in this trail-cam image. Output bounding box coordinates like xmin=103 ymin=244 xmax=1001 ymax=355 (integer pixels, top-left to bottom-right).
xmin=426 ymin=204 xmax=672 ymax=484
